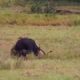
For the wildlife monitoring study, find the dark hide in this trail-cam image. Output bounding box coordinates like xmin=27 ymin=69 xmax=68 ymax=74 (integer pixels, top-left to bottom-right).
xmin=11 ymin=37 xmax=45 ymax=58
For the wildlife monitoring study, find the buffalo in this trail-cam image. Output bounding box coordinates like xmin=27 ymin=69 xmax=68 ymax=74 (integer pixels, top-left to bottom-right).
xmin=11 ymin=37 xmax=45 ymax=59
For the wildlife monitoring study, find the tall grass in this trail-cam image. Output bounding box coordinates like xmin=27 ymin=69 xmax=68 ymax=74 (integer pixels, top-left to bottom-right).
xmin=0 ymin=13 xmax=80 ymax=26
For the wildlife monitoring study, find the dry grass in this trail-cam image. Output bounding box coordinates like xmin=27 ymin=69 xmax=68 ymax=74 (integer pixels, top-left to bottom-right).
xmin=0 ymin=25 xmax=80 ymax=59
xmin=0 ymin=25 xmax=80 ymax=80
xmin=0 ymin=13 xmax=80 ymax=26
xmin=0 ymin=59 xmax=80 ymax=80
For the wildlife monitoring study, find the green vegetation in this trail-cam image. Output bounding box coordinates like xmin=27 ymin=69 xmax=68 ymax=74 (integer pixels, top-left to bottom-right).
xmin=0 ymin=0 xmax=80 ymax=13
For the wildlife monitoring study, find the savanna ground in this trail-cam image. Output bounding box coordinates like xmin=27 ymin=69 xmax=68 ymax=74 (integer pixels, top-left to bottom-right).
xmin=0 ymin=25 xmax=80 ymax=80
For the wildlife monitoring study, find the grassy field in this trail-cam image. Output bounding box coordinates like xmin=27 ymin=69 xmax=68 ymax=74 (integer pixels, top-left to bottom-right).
xmin=0 ymin=25 xmax=80 ymax=80
xmin=0 ymin=13 xmax=80 ymax=26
